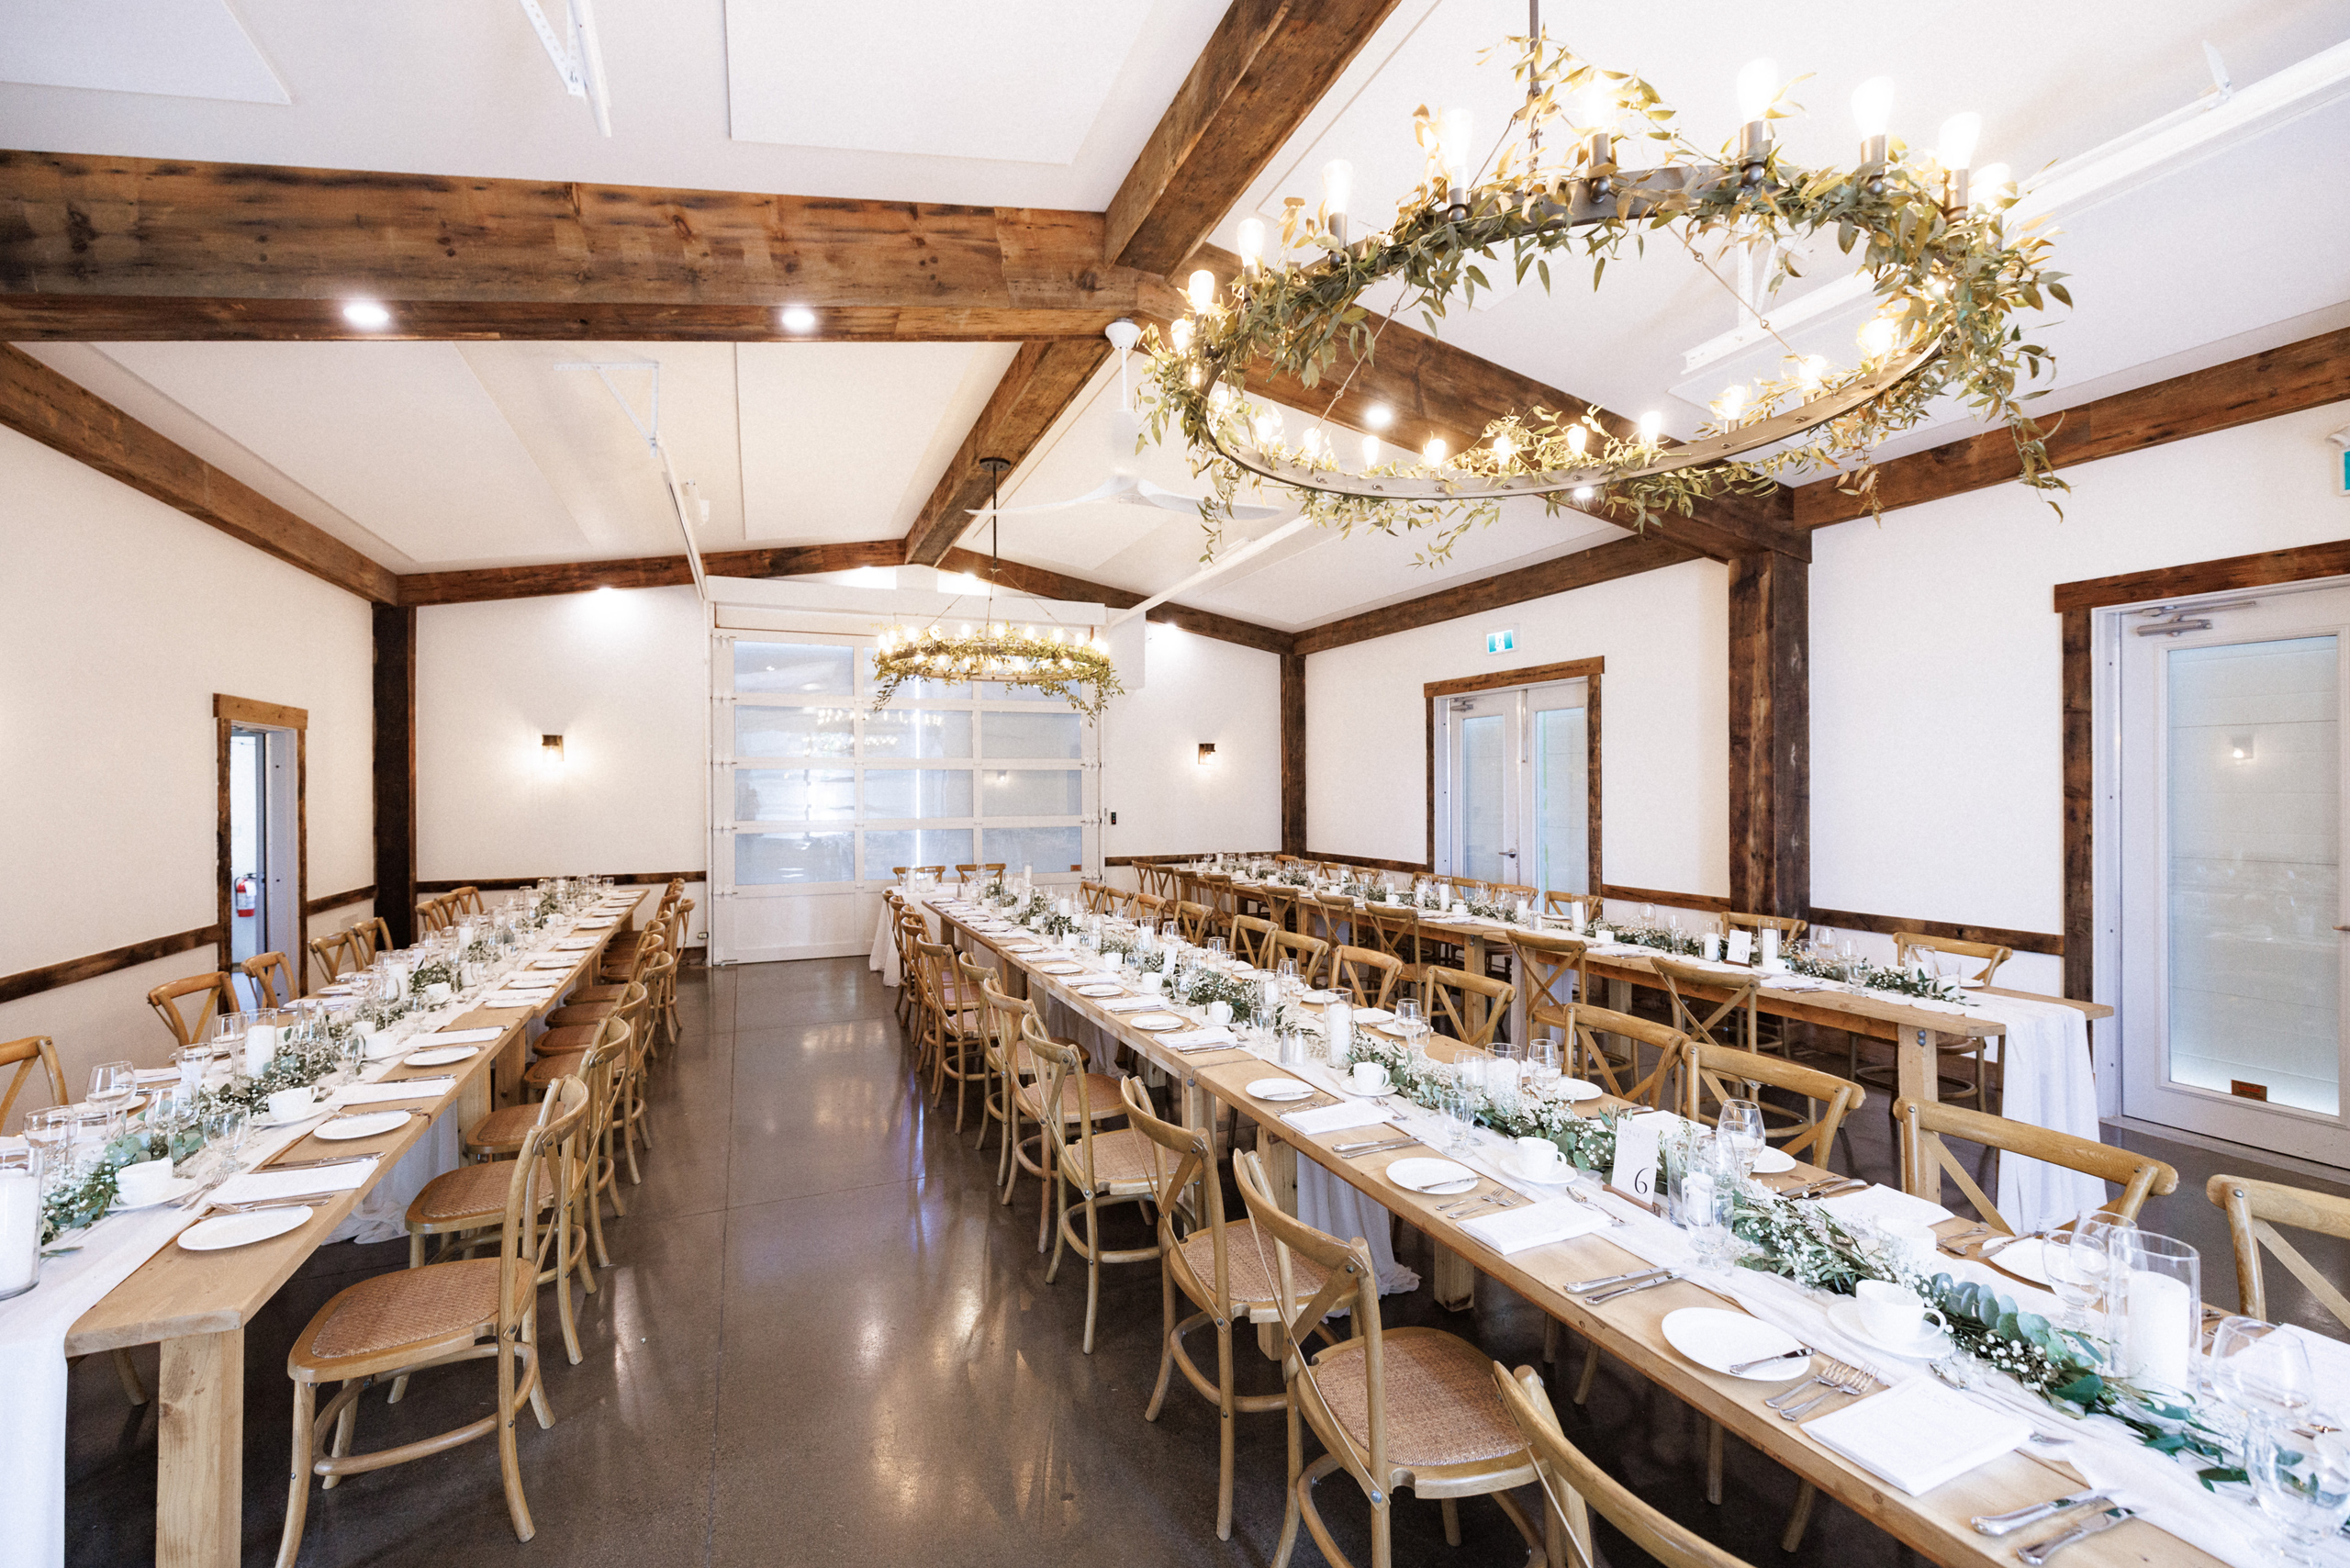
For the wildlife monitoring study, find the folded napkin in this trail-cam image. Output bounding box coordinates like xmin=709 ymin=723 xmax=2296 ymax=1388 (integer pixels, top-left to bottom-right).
xmin=1818 ymin=1183 xmax=1954 ymax=1230
xmin=1353 ymin=1008 xmax=1394 ymax=1024
xmin=1280 ymin=1102 xmax=1393 ymax=1137
xmin=132 ymin=1068 xmax=181 ymax=1085
xmin=529 ymin=956 xmax=577 ymax=969
xmin=337 ymin=1076 xmax=455 ymax=1105
xmin=209 ymin=1156 xmax=379 ymax=1207
xmin=1161 ymin=1027 xmax=1236 ymax=1049
xmin=1803 ymin=1376 xmax=2029 ymax=1495
xmin=552 ymin=938 xmax=599 ymax=950
xmin=574 ymin=918 xmax=617 ymax=928
xmin=424 ymin=1027 xmax=505 ymax=1045
xmin=1459 ymin=1198 xmax=1606 ymax=1256
xmin=1101 ymin=994 xmax=1166 ymax=1014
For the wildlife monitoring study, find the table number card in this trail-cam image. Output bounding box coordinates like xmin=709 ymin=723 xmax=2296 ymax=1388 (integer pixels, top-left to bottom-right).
xmin=1725 ymin=930 xmax=1753 ymax=965
xmin=1609 ymin=1110 xmax=1677 ymax=1209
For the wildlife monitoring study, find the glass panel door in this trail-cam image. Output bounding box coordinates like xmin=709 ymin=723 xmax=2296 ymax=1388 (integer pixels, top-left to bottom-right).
xmin=1438 ymin=676 xmax=1591 ymax=894
xmin=1529 ymin=685 xmax=1590 ymax=897
xmin=1449 ymin=694 xmax=1516 ymax=885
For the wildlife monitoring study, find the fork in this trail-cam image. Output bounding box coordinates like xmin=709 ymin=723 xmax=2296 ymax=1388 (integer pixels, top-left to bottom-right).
xmin=1559 ymin=1181 xmax=1624 ymax=1226
xmin=1765 ymin=1365 xmax=1841 ymax=1410
xmin=1780 ymin=1361 xmax=1874 ymax=1419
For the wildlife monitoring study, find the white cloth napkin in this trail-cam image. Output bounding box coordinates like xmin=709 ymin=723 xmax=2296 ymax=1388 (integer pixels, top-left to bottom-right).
xmin=336 ymin=1076 xmax=455 ymax=1105
xmin=1161 ymin=1027 xmax=1236 ymax=1049
xmin=1100 ymin=994 xmax=1165 ymax=1014
xmin=1458 ymin=1198 xmax=1606 ymax=1256
xmin=208 ymin=1156 xmax=380 ymax=1207
xmin=1803 ymin=1376 xmax=2030 ymax=1495
xmin=1818 ymin=1183 xmax=1954 ymax=1230
xmin=552 ymin=938 xmax=599 ymax=950
xmin=421 ymin=1026 xmax=505 ymax=1045
xmin=1280 ymin=1102 xmax=1393 ymax=1137
xmin=528 ymin=956 xmax=577 ymax=969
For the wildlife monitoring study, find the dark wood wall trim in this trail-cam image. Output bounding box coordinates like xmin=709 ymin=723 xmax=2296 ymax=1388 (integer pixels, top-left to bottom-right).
xmin=2060 ymin=607 xmax=2095 ymax=1001
xmin=2052 ymin=537 xmax=2350 ymax=614
xmin=303 ymin=885 xmax=375 ymax=918
xmin=1727 ymin=552 xmax=1809 ymax=917
xmin=1279 ymin=651 xmax=1305 ymax=855
xmin=0 ymin=924 xmax=222 ymax=1005
xmin=372 ymin=604 xmax=419 ymax=949
xmin=1806 ymin=906 xmax=2065 ymax=958
xmin=1599 ymin=885 xmax=1731 ymax=913
xmin=417 ymin=872 xmax=699 ymax=894
xmin=1425 ymin=656 xmax=1605 ymax=700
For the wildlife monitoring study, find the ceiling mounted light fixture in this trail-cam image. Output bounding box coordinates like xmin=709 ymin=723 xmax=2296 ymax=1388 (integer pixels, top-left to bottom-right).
xmin=778 ymin=305 xmax=817 ymax=332
xmin=341 ymin=300 xmax=392 ymax=330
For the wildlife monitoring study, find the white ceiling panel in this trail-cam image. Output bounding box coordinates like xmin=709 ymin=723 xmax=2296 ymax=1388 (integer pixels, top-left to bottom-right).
xmin=736 ymin=342 xmax=1018 ymax=545
xmin=0 ymin=0 xmax=288 ymax=104
xmin=96 ymin=342 xmax=591 ymax=565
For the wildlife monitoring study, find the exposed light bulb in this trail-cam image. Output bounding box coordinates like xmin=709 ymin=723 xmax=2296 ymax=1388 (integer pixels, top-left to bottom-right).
xmin=1719 ymin=384 xmax=1750 ymax=418
xmin=1236 ymin=218 xmax=1266 ymax=273
xmin=1572 ymin=485 xmax=1595 ymax=501
xmin=1363 ymin=402 xmax=1393 ymax=430
xmin=1169 ymin=317 xmax=1194 ymax=353
xmin=1638 ymin=410 xmax=1662 ymax=443
xmin=1319 ymin=159 xmax=1354 ymax=220
xmin=1735 ymin=58 xmax=1779 ymax=123
xmin=1186 ymin=269 xmax=1217 ymax=313
xmin=1938 ymin=111 xmax=1982 ymax=171
xmin=1254 ymin=409 xmax=1282 ymax=443
xmin=1423 ymin=435 xmax=1449 ymax=466
xmin=1850 ymin=77 xmax=1895 ymax=140
xmin=1565 ymin=425 xmax=1589 ymax=456
xmin=1437 ymin=106 xmax=1475 ymax=187
xmin=778 ymin=304 xmax=817 ymax=332
xmin=1796 ymin=353 xmax=1827 ymax=388
xmin=341 ymin=300 xmax=392 ymax=330
xmin=1972 ymin=162 xmax=2012 ymax=207
xmin=1209 ymin=383 xmax=1233 ymax=407
xmin=958 ymin=624 xmax=973 ymax=638
xmin=1360 ymin=433 xmax=1381 ymax=466
xmin=1858 ymin=315 xmax=1898 ymax=357
xmin=1575 ymin=80 xmax=1617 ymax=137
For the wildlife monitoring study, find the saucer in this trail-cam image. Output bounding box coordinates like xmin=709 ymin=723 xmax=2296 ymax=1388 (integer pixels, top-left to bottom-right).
xmin=254 ymin=1103 xmax=328 ymax=1128
xmin=109 ymin=1176 xmax=201 ymax=1211
xmin=1337 ymin=1080 xmax=1397 ymax=1099
xmin=1246 ymin=1079 xmax=1316 ymax=1103
xmin=1750 ymin=1147 xmax=1796 ymax=1174
xmin=1556 ymin=1078 xmax=1603 ymax=1103
xmin=1508 ymin=1155 xmax=1575 ymax=1185
xmin=1827 ymin=1298 xmax=1953 ymax=1360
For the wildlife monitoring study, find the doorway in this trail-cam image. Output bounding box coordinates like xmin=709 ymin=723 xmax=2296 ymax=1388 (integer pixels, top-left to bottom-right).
xmin=1430 ymin=662 xmax=1599 ymax=896
xmin=2116 ymin=586 xmax=2349 ymax=1165
xmin=215 ymin=695 xmax=308 ymax=1003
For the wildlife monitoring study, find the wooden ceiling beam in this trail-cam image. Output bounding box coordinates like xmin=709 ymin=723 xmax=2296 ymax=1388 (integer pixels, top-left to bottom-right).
xmin=903 ymin=0 xmax=1403 ymax=567
xmin=938 ymin=545 xmax=1293 ymax=655
xmin=1291 ymin=533 xmax=1702 ymax=656
xmin=0 ymin=151 xmax=1182 ymax=332
xmin=1795 ymin=325 xmax=2350 ymax=529
xmin=0 ymin=343 xmax=398 ymax=601
xmin=397 ymin=539 xmax=906 ymax=606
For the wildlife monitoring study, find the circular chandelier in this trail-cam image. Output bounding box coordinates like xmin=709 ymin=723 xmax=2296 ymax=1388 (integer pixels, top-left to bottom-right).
xmin=872 ymin=458 xmax=1125 ymax=719
xmin=1141 ymin=19 xmax=2071 ymax=557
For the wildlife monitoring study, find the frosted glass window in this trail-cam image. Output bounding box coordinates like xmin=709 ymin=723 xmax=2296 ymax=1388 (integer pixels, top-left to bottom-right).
xmin=1458 ymin=713 xmax=1508 ymax=885
xmin=736 ymin=831 xmax=854 ymax=885
xmin=1534 ymin=706 xmax=1589 ymax=895
xmin=734 ymin=769 xmax=856 ymax=823
xmin=864 ymin=709 xmax=972 ymax=759
xmin=979 ymin=768 xmax=1081 ymax=817
xmin=734 ymin=706 xmax=855 ymax=759
xmin=864 ymin=768 xmax=974 ymax=821
xmin=863 ymin=650 xmax=966 ymax=700
xmin=864 ymin=829 xmax=974 ymax=877
xmin=736 ymin=643 xmax=854 ymax=695
xmin=976 ymin=680 xmax=1058 ymax=702
xmin=986 ymin=825 xmax=1083 ymax=875
xmin=983 ymin=710 xmax=1082 ymax=759
xmin=2165 ymin=636 xmax=2340 ymax=1114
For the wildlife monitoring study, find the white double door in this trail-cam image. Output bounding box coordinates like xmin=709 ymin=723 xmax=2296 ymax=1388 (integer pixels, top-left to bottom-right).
xmin=1438 ymin=678 xmax=1589 ymax=894
xmin=2118 ymin=586 xmax=2350 ymax=1164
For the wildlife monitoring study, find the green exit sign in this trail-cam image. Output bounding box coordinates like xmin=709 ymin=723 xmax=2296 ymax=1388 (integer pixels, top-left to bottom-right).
xmin=1486 ymin=628 xmax=1516 ymax=655
xmin=2339 ymin=445 xmax=2350 ymax=495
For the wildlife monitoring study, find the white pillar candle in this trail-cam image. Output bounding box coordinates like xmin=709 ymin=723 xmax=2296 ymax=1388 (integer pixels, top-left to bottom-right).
xmin=1325 ymin=1002 xmax=1353 ymax=1067
xmin=243 ymin=1024 xmax=278 ymax=1078
xmin=1762 ymin=927 xmax=1780 ymax=966
xmin=0 ymin=1170 xmax=40 ymax=1296
xmin=2120 ymin=1269 xmax=2194 ymax=1391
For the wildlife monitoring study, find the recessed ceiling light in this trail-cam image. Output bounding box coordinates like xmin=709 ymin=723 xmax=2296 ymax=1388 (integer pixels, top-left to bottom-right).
xmin=1363 ymin=402 xmax=1393 ymax=430
xmin=341 ymin=300 xmax=392 ymax=330
xmin=778 ymin=305 xmax=817 ymax=332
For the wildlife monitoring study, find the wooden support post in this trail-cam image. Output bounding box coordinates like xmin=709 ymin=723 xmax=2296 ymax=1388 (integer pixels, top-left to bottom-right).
xmin=1281 ymin=649 xmax=1306 ymax=855
xmin=1728 ymin=550 xmax=1809 ymax=917
xmin=157 ymin=1329 xmax=243 ymax=1568
xmin=372 ymin=603 xmax=419 ymax=948
xmin=2061 ymin=606 xmax=2094 ymax=1002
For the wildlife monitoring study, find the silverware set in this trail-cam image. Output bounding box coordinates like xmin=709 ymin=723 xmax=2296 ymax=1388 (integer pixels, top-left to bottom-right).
xmin=1436 ymin=1186 xmax=1523 ymax=1217
xmin=1776 ymin=1174 xmax=1864 ymax=1200
xmin=2015 ymin=1506 xmax=2138 ymax=1564
xmin=1330 ymin=1137 xmax=1418 ymax=1157
xmin=1583 ymin=1271 xmax=1684 ymax=1305
xmin=1765 ymin=1359 xmax=1877 ymax=1419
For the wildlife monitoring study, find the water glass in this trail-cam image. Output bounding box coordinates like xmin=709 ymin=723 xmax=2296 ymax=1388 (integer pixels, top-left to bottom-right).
xmin=1717 ymin=1098 xmax=1765 ymax=1177
xmin=206 ymin=1103 xmax=251 ymax=1156
xmin=1680 ymin=1146 xmax=1736 ymax=1271
xmin=1527 ymin=1032 xmax=1563 ymax=1093
xmin=86 ymin=1059 xmax=137 ymax=1110
xmin=1443 ymin=1086 xmax=1477 ymax=1154
xmin=2248 ymin=1420 xmax=2350 ymax=1563
xmin=0 ymin=1145 xmax=43 ymax=1299
xmin=2211 ymin=1317 xmax=2317 ymax=1418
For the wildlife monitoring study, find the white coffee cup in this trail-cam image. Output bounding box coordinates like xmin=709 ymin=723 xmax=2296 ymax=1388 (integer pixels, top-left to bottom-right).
xmin=1855 ymin=1279 xmax=1934 ymax=1344
xmin=1140 ymin=972 xmax=1164 ymax=994
xmin=265 ymin=1086 xmax=317 ymax=1122
xmin=423 ymin=982 xmax=453 ymax=1006
xmin=1880 ymin=1220 xmax=1938 ymax=1270
xmin=1349 ymin=1061 xmax=1391 ymax=1094
xmin=1514 ymin=1137 xmax=1565 ymax=1178
xmin=1205 ymin=1000 xmax=1233 ymax=1026
xmin=115 ymin=1158 xmax=175 ymax=1206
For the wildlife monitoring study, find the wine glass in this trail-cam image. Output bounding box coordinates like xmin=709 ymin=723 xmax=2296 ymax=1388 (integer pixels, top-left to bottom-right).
xmin=2212 ymin=1317 xmax=2317 ymax=1418
xmin=2042 ymin=1226 xmax=2109 ymax=1337
xmin=1527 ymin=1032 xmax=1563 ymax=1094
xmin=1717 ymin=1099 xmax=1766 ymax=1178
xmin=86 ymin=1060 xmax=136 ymax=1111
xmin=1680 ymin=1142 xmax=1737 ymax=1272
xmin=2248 ymin=1420 xmax=2350 ymax=1564
xmin=1443 ymin=1085 xmax=1478 ymax=1154
xmin=1393 ymin=997 xmax=1428 ymax=1058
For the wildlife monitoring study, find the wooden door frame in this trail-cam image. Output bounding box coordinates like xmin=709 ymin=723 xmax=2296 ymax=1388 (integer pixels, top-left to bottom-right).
xmin=1422 ymin=656 xmax=1604 ymax=893
xmin=214 ymin=694 xmax=308 ymax=980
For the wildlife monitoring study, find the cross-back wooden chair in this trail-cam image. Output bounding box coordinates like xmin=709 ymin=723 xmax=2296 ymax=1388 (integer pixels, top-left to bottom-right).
xmin=1230 ymin=913 xmax=1280 ymax=968
xmin=1896 ymin=1096 xmax=2177 ymax=1235
xmin=1080 ymin=879 xmax=1118 ymax=914
xmin=1269 ymin=929 xmax=1330 ymax=987
xmin=1026 ymin=1023 xmax=1153 ymax=1354
xmin=148 ymin=971 xmax=234 ymax=1048
xmin=956 ymin=861 xmax=1006 ymax=879
xmin=1854 ymin=932 xmax=2019 ymax=1112
xmin=524 ymin=993 xmax=650 ymax=1215
xmin=1682 ymin=1039 xmax=1863 ymax=1170
xmin=1353 ymin=903 xmax=1423 ymax=990
xmin=1540 ymin=889 xmax=1589 ymax=924
xmin=891 ymin=864 xmax=947 ymax=880
xmin=1135 ymin=863 xmax=1174 ymax=902
xmin=1483 ymin=881 xmax=1536 ymax=904
xmin=1494 ymin=1362 xmax=1758 ymax=1568
xmin=1507 ymin=929 xmax=1587 ymax=1037
xmin=979 ymin=976 xmax=1046 ymax=1216
xmin=308 ymin=929 xmax=362 ymax=987
xmin=2208 ymin=1174 xmax=2350 ymax=1330
xmin=240 ymin=950 xmax=297 ymax=1009
xmin=453 ymin=885 xmax=486 ymax=916
xmin=1123 ymin=1078 xmax=1334 ymax=1540
xmin=1554 ymin=1003 xmax=1683 ymax=1109
xmin=1260 ymin=882 xmax=1302 ymax=936
xmin=1231 ymin=1148 xmax=1544 ymax=1568
xmin=1174 ymin=901 xmax=1217 ymax=945
xmin=0 ymin=1034 xmax=67 ymax=1136
xmin=1647 ymin=955 xmax=1763 ymax=1057
xmin=912 ymin=939 xmax=986 ymax=1130
xmin=1420 ymin=965 xmax=1514 ymax=1051
xmin=1131 ymin=890 xmax=1169 ymax=926
xmin=349 ymin=916 xmax=394 ymax=962
xmin=1198 ymin=872 xmax=1240 ymax=938
xmin=280 ymin=1077 xmax=586 ymax=1560
xmin=957 ymin=953 xmax=1016 ymax=1160
xmin=1298 ymin=892 xmax=1352 ymax=964
xmin=1329 ymin=946 xmax=1402 ymax=1010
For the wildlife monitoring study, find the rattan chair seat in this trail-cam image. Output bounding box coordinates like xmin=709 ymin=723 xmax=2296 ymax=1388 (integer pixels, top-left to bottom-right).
xmin=1015 ymin=1074 xmax=1124 ymax=1125
xmin=407 ymin=1159 xmax=554 ymax=1227
xmin=520 ymin=1052 xmax=585 ymax=1088
xmin=567 ymin=982 xmax=627 ymax=1003
xmin=466 ymin=1103 xmax=543 ymax=1153
xmin=1063 ymin=1126 xmax=1156 ymax=1192
xmin=1309 ymin=1327 xmax=1528 ymax=1469
xmin=1178 ymin=1218 xmax=1331 ymax=1310
xmin=534 ymin=1024 xmax=599 ymax=1056
xmin=296 ymin=1258 xmax=500 ymax=1370
xmin=544 ymin=1002 xmax=617 ymax=1026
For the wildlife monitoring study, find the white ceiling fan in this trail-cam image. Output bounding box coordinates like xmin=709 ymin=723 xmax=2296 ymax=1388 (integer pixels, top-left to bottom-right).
xmin=967 ymin=320 xmax=1287 ymax=523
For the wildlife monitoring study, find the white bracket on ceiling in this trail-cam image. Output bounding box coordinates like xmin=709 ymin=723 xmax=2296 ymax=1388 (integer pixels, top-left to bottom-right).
xmin=519 ymin=0 xmax=612 ymax=136
xmin=557 ymin=360 xmax=711 ymax=599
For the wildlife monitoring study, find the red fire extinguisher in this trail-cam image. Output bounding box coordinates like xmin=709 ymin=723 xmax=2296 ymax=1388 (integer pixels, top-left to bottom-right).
xmin=235 ymin=876 xmax=258 ymax=918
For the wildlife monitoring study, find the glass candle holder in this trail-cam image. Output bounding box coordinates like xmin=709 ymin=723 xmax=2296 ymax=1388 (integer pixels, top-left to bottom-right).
xmin=0 ymin=1145 xmax=44 ymax=1299
xmin=2107 ymin=1230 xmax=2201 ymax=1396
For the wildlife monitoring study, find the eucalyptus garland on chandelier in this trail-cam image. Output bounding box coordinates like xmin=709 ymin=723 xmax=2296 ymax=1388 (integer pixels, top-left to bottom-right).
xmin=870 ymin=622 xmax=1124 ymax=719
xmin=1139 ymin=28 xmax=2072 ymax=561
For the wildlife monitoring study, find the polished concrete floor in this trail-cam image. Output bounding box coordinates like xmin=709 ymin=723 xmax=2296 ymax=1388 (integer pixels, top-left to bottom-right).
xmin=63 ymin=958 xmax=2350 ymax=1566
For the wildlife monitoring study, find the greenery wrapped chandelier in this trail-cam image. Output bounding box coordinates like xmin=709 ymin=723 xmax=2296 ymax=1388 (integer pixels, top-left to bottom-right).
xmin=1140 ymin=22 xmax=2072 ymax=558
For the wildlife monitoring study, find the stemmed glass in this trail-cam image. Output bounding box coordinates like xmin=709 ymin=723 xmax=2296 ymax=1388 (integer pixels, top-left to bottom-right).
xmin=86 ymin=1060 xmax=137 ymax=1112
xmin=2247 ymin=1422 xmax=2350 ymax=1564
xmin=1527 ymin=1032 xmax=1563 ymax=1095
xmin=2042 ymin=1212 xmax=2136 ymax=1346
xmin=2211 ymin=1317 xmax=2317 ymax=1420
xmin=1716 ymin=1099 xmax=1765 ymax=1179
xmin=1393 ymin=997 xmax=1429 ymax=1059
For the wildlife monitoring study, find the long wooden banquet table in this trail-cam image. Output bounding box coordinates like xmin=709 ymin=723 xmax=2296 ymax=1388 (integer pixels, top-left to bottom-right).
xmin=932 ymin=899 xmax=2213 ymax=1568
xmin=61 ymin=889 xmax=650 ymax=1568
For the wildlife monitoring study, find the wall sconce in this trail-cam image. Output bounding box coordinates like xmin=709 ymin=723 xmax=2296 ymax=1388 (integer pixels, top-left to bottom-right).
xmin=541 ymin=734 xmax=566 ymax=767
xmin=2229 ymin=732 xmax=2255 ymax=763
xmin=1197 ymin=743 xmax=1218 ymax=767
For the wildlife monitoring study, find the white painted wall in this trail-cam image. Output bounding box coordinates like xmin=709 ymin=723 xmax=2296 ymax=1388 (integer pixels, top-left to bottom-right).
xmin=0 ymin=425 xmax=375 ymax=1120
xmin=1102 ymin=621 xmax=1282 ymax=859
xmin=1810 ymin=399 xmax=2350 ymax=1000
xmin=416 ymin=588 xmax=711 ymax=939
xmin=1304 ymin=556 xmax=1731 ymax=893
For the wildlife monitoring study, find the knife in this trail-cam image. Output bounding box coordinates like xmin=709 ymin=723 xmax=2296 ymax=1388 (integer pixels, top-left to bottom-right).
xmin=1331 ymin=1137 xmax=1416 ymax=1155
xmin=1567 ymin=1266 xmax=1669 ymax=1294
xmin=1971 ymin=1493 xmax=2110 ymax=1538
xmin=1587 ymin=1271 xmax=1683 ymax=1305
xmin=2016 ymin=1506 xmax=2135 ymax=1565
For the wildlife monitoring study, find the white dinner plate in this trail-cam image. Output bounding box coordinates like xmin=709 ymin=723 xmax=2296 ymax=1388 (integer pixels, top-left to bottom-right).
xmin=1383 ymin=1158 xmax=1479 ymax=1195
xmin=364 ymin=1037 xmax=409 ymax=1061
xmin=1129 ymin=1013 xmax=1186 ymax=1032
xmin=1035 ymin=961 xmax=1083 ymax=975
xmin=1826 ymin=1298 xmax=1953 ymax=1361
xmin=1352 ymin=1008 xmax=1394 ymax=1024
xmin=179 ymin=1205 xmax=314 ymax=1251
xmin=1246 ymin=1079 xmax=1316 ymax=1103
xmin=403 ymin=1045 xmax=480 ymax=1067
xmin=1074 ymin=983 xmax=1123 ymax=998
xmin=1661 ymin=1307 xmax=1813 ymax=1382
xmin=1983 ymin=1235 xmax=2055 ymax=1287
xmin=1751 ymin=1148 xmax=1796 ymax=1174
xmin=1557 ymin=1078 xmax=1604 ymax=1103
xmin=1300 ymin=989 xmax=1337 ymax=1002
xmin=317 ymin=1111 xmax=412 ymax=1140
xmin=253 ymin=1104 xmax=328 ymax=1128
xmin=110 ymin=1177 xmax=201 ymax=1212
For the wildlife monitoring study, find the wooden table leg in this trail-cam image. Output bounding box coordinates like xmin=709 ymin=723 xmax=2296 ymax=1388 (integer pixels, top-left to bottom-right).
xmin=158 ymin=1328 xmax=243 ymax=1568
xmin=1258 ymin=1133 xmax=1300 ymax=1359
xmin=1431 ymin=1246 xmax=1476 ymax=1311
xmin=1895 ymin=1025 xmax=1940 ymax=1200
xmin=1463 ymin=935 xmax=1488 ymax=1038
